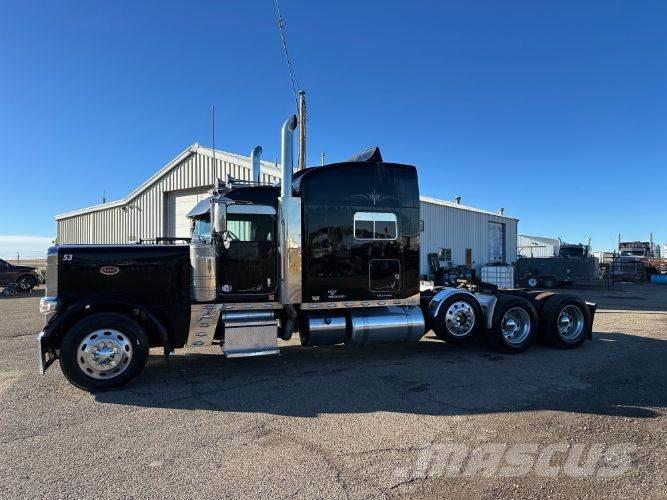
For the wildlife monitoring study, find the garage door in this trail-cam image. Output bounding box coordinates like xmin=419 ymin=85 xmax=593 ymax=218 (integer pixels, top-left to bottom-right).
xmin=488 ymin=222 xmax=506 ymax=263
xmin=166 ymin=190 xmax=210 ymax=238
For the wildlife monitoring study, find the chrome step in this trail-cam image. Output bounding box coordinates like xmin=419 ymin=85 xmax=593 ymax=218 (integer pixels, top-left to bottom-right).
xmin=221 ymin=311 xmax=280 ymax=358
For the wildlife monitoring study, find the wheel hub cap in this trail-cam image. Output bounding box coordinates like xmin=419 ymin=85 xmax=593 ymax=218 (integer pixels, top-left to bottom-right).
xmin=558 ymin=305 xmax=584 ymax=341
xmin=445 ymin=301 xmax=475 ymax=337
xmin=501 ymin=307 xmax=531 ymax=345
xmin=77 ymin=329 xmax=133 ymax=379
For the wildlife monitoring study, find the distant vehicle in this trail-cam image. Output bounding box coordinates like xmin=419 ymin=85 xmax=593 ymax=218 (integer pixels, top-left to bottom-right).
xmin=0 ymin=259 xmax=43 ymax=291
xmin=514 ymin=243 xmax=598 ymax=288
xmin=618 ymin=241 xmax=660 ymax=259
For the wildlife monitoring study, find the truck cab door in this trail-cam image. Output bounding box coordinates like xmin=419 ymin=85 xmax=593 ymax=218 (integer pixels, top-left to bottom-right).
xmin=219 ymin=204 xmax=278 ymax=298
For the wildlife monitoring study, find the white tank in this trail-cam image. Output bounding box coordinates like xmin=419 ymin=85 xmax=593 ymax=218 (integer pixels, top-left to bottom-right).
xmin=481 ymin=265 xmax=514 ymax=289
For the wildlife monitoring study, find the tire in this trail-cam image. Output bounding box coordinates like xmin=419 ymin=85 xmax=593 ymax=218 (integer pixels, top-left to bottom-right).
xmin=529 ymin=292 xmax=557 ymax=313
xmin=526 ymin=276 xmax=540 ymax=288
xmin=432 ymin=294 xmax=482 ymax=344
xmin=16 ymin=275 xmax=36 ymax=292
xmin=541 ymin=294 xmax=591 ymax=349
xmin=59 ymin=313 xmax=149 ymax=392
xmin=541 ymin=276 xmax=557 ymax=289
xmin=485 ymin=295 xmax=538 ymax=353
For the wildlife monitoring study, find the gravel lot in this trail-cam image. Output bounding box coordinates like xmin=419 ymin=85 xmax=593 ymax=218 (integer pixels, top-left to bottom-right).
xmin=1 ymin=283 xmax=666 ymax=499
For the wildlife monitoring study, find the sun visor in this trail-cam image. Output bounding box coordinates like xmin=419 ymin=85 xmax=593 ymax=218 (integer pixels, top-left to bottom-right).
xmin=186 ymin=197 xmax=212 ymax=218
xmin=345 ymin=146 xmax=383 ymax=163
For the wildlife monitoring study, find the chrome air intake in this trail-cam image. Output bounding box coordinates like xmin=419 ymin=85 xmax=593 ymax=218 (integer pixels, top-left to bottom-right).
xmin=278 ymin=115 xmax=302 ymax=304
xmin=190 ymin=238 xmax=217 ymax=302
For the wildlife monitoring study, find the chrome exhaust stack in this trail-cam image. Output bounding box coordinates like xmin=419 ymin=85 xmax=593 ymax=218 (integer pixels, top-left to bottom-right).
xmin=278 ymin=114 xmax=302 ymax=305
xmin=281 ymin=115 xmax=298 ymax=198
xmin=251 ymin=145 xmax=263 ymax=183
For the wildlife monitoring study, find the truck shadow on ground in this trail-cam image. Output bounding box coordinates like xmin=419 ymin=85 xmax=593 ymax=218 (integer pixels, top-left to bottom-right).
xmin=96 ymin=331 xmax=667 ymax=420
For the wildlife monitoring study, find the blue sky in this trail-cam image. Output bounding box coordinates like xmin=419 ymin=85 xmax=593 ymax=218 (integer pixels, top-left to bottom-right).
xmin=1 ymin=0 xmax=665 ymax=257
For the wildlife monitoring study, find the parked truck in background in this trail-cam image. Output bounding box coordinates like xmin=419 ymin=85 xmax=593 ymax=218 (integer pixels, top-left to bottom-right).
xmin=37 ymin=115 xmax=597 ymax=392
xmin=514 ymin=243 xmax=599 ymax=288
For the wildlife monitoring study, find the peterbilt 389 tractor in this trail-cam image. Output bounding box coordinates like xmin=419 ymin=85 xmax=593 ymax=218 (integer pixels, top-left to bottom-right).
xmin=38 ymin=115 xmax=596 ymax=392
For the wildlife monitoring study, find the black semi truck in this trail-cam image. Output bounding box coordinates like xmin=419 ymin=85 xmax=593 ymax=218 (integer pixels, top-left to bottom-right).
xmin=38 ymin=115 xmax=596 ymax=391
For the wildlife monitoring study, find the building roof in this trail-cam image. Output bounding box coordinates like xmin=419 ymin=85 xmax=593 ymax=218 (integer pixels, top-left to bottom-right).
xmin=56 ymin=144 xmax=516 ymax=222
xmin=419 ymin=195 xmax=518 ymax=220
xmin=518 ymin=235 xmax=560 ymax=246
xmin=55 ymin=144 xmax=282 ymax=220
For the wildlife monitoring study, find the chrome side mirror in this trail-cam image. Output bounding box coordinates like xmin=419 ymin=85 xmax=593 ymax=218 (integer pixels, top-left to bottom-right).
xmin=212 ymin=200 xmax=227 ymax=234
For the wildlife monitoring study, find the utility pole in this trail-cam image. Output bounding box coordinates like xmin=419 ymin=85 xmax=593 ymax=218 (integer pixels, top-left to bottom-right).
xmin=211 ymin=104 xmax=216 ymax=189
xmin=297 ymin=90 xmax=306 ymax=170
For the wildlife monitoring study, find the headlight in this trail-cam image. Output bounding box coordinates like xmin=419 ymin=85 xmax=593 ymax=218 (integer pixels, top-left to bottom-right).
xmin=39 ymin=297 xmax=59 ymax=315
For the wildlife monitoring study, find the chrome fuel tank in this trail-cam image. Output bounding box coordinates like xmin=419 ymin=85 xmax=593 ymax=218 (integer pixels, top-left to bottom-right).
xmin=347 ymin=306 xmax=425 ymax=347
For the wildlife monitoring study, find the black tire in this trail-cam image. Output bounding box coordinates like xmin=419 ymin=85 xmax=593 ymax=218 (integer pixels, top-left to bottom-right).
xmin=484 ymin=295 xmax=538 ymax=353
xmin=541 ymin=294 xmax=591 ymax=349
xmin=529 ymin=292 xmax=557 ymax=313
xmin=541 ymin=276 xmax=557 ymax=289
xmin=59 ymin=313 xmax=149 ymax=392
xmin=16 ymin=275 xmax=36 ymax=292
xmin=432 ymin=294 xmax=482 ymax=344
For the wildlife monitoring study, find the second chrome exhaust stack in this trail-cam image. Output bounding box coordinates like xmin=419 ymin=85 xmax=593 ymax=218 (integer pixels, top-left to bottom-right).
xmin=281 ymin=114 xmax=298 ymax=198
xmin=250 ymin=145 xmax=263 ymax=183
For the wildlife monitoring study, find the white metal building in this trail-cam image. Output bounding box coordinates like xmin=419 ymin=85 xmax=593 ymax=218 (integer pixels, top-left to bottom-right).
xmin=55 ymin=145 xmax=519 ymax=275
xmin=517 ymin=235 xmax=560 ymax=258
xmin=419 ymin=196 xmax=518 ymax=274
xmin=56 ymin=145 xmax=281 ymax=244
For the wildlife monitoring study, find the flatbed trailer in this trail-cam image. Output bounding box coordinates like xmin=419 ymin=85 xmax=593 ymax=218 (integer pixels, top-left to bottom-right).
xmin=38 ymin=116 xmax=597 ymax=392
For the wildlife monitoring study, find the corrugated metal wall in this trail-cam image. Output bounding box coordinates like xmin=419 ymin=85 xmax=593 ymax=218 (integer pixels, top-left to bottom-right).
xmin=419 ymin=201 xmax=518 ymax=275
xmin=517 ymin=235 xmax=559 ymax=258
xmin=57 ymin=151 xmax=280 ymax=244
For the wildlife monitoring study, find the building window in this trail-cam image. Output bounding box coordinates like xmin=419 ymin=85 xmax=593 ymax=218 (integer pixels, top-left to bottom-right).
xmin=353 ymin=212 xmax=397 ymax=240
xmin=439 ymin=248 xmax=452 ymax=262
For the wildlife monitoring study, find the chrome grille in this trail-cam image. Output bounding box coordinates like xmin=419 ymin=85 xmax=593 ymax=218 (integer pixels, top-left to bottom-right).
xmin=45 ymin=247 xmax=58 ymax=297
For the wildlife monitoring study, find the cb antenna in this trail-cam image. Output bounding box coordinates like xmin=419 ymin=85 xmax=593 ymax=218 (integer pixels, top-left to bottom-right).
xmin=274 ymin=0 xmax=301 ymax=110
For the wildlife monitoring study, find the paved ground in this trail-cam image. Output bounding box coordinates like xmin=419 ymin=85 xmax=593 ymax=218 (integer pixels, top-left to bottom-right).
xmin=1 ymin=284 xmax=666 ymax=498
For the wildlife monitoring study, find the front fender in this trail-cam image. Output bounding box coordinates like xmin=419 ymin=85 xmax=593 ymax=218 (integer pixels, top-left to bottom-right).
xmin=38 ymin=294 xmax=173 ymax=374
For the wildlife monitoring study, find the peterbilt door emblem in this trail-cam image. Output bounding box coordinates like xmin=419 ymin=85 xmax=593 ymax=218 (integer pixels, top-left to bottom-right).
xmin=99 ymin=266 xmax=119 ymax=276
xmin=221 ymin=284 xmax=232 ymax=292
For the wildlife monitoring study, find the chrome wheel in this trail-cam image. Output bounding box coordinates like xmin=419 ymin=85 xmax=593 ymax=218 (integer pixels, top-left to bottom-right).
xmin=501 ymin=307 xmax=531 ymax=346
xmin=527 ymin=277 xmax=539 ymax=288
xmin=558 ymin=305 xmax=584 ymax=341
xmin=77 ymin=329 xmax=133 ymax=379
xmin=445 ymin=301 xmax=476 ymax=337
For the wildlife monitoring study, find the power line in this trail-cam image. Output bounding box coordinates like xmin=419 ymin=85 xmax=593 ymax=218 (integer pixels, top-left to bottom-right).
xmin=274 ymin=0 xmax=301 ymax=109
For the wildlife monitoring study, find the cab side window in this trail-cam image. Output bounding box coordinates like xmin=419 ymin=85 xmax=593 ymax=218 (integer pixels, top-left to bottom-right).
xmin=353 ymin=212 xmax=397 ymax=240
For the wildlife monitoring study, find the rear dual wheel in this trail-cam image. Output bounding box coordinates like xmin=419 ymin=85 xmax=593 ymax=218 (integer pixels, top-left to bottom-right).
xmin=541 ymin=295 xmax=591 ymax=348
xmin=432 ymin=295 xmax=482 ymax=344
xmin=485 ymin=296 xmax=538 ymax=353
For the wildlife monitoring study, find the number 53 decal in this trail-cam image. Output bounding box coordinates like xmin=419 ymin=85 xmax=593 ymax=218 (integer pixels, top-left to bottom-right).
xmin=62 ymin=254 xmax=73 ymax=262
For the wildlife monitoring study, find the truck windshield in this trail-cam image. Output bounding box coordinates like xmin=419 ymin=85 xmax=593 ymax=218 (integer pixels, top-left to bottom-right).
xmin=192 ymin=218 xmax=212 ymax=242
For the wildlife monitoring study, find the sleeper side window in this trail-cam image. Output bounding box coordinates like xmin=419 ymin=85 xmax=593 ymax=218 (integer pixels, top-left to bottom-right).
xmin=354 ymin=212 xmax=397 ymax=241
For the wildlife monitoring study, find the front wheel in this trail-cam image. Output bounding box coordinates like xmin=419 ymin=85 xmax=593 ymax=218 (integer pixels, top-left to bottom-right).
xmin=59 ymin=313 xmax=149 ymax=392
xmin=485 ymin=296 xmax=538 ymax=353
